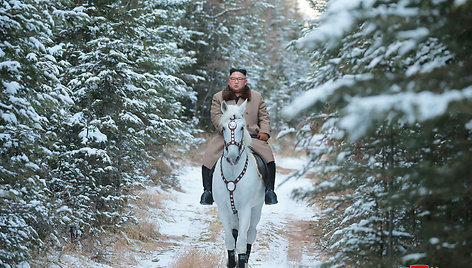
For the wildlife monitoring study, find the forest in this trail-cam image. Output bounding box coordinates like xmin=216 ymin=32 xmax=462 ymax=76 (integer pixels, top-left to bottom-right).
xmin=1 ymin=0 xmax=471 ymax=267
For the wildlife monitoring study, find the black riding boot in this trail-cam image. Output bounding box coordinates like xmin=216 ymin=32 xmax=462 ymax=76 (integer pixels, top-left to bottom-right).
xmin=200 ymin=165 xmax=214 ymax=205
xmin=265 ymin=161 xmax=278 ymax=205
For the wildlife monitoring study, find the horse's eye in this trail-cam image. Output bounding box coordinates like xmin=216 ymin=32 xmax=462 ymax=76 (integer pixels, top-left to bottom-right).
xmin=241 ymin=127 xmax=244 ymax=130
xmin=222 ymin=127 xmax=225 ymax=131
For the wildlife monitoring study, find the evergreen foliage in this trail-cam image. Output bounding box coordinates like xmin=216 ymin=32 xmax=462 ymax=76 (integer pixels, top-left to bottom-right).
xmin=1 ymin=0 xmax=200 ymax=265
xmin=288 ymin=0 xmax=472 ymax=267
xmin=1 ymin=0 xmax=70 ymax=263
xmin=181 ymin=0 xmax=308 ymax=130
xmin=1 ymin=0 xmax=310 ymax=265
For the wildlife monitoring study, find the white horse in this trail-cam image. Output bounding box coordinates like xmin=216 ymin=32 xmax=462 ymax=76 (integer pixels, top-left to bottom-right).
xmin=212 ymin=100 xmax=265 ymax=268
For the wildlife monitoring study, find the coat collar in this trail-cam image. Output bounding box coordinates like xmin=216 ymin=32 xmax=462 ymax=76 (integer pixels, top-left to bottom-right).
xmin=222 ymin=85 xmax=251 ymax=102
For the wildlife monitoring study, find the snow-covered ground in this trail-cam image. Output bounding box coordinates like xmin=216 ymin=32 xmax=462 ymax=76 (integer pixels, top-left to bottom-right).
xmin=141 ymin=156 xmax=322 ymax=267
xmin=40 ymin=156 xmax=323 ymax=267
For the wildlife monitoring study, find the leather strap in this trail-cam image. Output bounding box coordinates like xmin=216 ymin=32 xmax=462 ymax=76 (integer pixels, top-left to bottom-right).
xmin=220 ymin=154 xmax=249 ymax=214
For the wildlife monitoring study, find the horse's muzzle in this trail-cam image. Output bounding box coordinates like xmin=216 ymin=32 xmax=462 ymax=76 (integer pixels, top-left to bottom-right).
xmin=226 ymin=156 xmax=240 ymax=166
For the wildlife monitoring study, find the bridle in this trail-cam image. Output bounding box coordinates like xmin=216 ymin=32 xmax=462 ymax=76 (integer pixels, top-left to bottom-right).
xmin=222 ymin=115 xmax=245 ymax=159
xmin=220 ymin=114 xmax=248 ymax=214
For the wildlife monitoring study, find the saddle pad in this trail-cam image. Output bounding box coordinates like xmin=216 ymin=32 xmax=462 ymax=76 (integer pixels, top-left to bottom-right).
xmin=210 ymin=153 xmax=268 ymax=182
xmin=251 ymin=152 xmax=268 ymax=182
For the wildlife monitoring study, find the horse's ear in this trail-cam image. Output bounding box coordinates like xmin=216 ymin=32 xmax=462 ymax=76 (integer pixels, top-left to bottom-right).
xmin=221 ymin=101 xmax=228 ymax=113
xmin=239 ymin=99 xmax=248 ymax=114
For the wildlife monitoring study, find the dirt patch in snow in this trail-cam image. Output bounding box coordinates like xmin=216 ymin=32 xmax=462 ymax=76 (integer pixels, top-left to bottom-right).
xmin=36 ymin=153 xmax=328 ymax=267
xmin=284 ymin=220 xmax=318 ymax=263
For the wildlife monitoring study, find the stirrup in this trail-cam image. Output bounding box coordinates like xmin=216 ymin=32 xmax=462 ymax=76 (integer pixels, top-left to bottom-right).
xmin=265 ymin=190 xmax=278 ymax=205
xmin=200 ymin=190 xmax=214 ymax=205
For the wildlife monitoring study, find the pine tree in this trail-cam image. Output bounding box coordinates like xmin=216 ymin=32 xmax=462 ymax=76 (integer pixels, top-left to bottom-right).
xmin=1 ymin=0 xmax=200 ymax=264
xmin=182 ymin=0 xmax=308 ymax=130
xmin=254 ymin=0 xmax=312 ymax=130
xmin=287 ymin=0 xmax=472 ymax=266
xmin=50 ymin=0 xmax=199 ymax=243
xmin=0 ymin=0 xmax=72 ymax=264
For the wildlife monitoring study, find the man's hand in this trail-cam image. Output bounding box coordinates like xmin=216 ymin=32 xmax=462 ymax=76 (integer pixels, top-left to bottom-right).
xmin=257 ymin=132 xmax=269 ymax=141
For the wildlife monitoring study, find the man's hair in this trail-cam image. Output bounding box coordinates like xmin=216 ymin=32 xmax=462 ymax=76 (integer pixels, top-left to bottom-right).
xmin=229 ymin=68 xmax=247 ymax=76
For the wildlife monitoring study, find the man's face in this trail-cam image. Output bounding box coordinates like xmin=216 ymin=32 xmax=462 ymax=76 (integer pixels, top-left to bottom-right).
xmin=228 ymin=72 xmax=247 ymax=92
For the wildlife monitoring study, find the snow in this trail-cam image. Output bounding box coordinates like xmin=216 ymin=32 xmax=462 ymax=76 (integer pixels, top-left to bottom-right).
xmin=0 ymin=189 xmax=8 ymax=198
xmin=455 ymin=0 xmax=467 ymax=6
xmin=397 ymin=27 xmax=430 ymax=40
xmin=466 ymin=120 xmax=472 ymax=130
xmin=17 ymin=261 xmax=30 ymax=268
xmin=275 ymin=127 xmax=296 ymax=140
xmin=56 ymin=206 xmax=72 ymax=213
xmin=276 ymin=156 xmax=307 ymax=170
xmin=48 ymin=44 xmax=63 ymax=55
xmin=339 ymin=86 xmax=472 ymax=140
xmin=71 ymin=147 xmax=110 ymax=161
xmin=297 ymin=9 xmax=355 ymax=49
xmin=402 ymin=253 xmax=426 ymax=262
xmin=367 ymin=55 xmax=383 ymax=68
xmin=25 ymin=162 xmax=40 ymax=170
xmin=29 ymin=36 xmax=46 ymax=52
xmin=51 ymin=255 xmax=113 ymax=268
xmin=283 ymin=73 xmax=373 ymax=119
xmin=130 ymin=156 xmax=321 ymax=267
xmin=441 ymin=242 xmax=456 ymax=248
xmin=26 ymin=53 xmax=38 ymax=62
xmin=1 ymin=111 xmax=18 ymax=125
xmin=79 ymin=126 xmax=108 ymax=144
xmin=67 ymin=112 xmax=84 ymax=126
xmin=296 ymin=0 xmax=377 ymax=50
xmin=120 ymin=112 xmax=144 ymax=125
xmin=0 ymin=60 xmax=21 ymax=73
xmin=398 ymin=39 xmax=417 ymax=55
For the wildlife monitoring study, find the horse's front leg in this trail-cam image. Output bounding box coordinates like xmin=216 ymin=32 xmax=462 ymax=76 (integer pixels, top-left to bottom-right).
xmin=235 ymin=207 xmax=251 ymax=266
xmin=247 ymin=205 xmax=263 ymax=244
xmin=218 ymin=209 xmax=237 ymax=267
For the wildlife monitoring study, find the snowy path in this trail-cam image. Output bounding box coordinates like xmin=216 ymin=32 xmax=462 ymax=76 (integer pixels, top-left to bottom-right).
xmin=137 ymin=157 xmax=322 ymax=268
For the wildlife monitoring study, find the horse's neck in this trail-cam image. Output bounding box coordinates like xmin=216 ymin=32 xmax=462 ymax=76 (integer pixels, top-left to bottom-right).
xmin=221 ymin=148 xmax=249 ymax=179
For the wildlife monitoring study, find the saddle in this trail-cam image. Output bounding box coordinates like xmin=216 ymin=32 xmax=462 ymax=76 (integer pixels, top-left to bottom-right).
xmin=251 ymin=152 xmax=268 ymax=183
xmin=210 ymin=152 xmax=268 ymax=183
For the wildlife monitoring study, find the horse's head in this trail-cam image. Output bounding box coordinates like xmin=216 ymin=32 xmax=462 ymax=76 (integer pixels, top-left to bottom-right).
xmin=220 ymin=100 xmax=252 ymax=165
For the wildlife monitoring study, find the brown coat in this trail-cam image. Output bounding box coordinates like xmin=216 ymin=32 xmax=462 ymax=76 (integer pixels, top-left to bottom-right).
xmin=202 ymin=87 xmax=274 ymax=169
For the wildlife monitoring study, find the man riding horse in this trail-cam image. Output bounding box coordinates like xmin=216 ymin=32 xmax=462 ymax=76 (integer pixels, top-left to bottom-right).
xmin=200 ymin=68 xmax=278 ymax=206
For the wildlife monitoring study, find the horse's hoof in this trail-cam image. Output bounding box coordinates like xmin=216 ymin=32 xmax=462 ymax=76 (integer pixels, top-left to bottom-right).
xmin=227 ymin=250 xmax=236 ymax=268
xmin=237 ymin=254 xmax=247 ymax=268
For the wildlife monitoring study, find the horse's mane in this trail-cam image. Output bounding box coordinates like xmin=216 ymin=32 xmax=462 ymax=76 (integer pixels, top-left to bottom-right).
xmin=220 ymin=105 xmax=252 ymax=148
